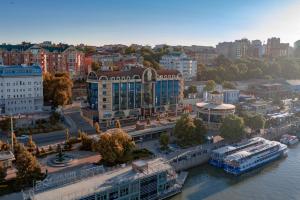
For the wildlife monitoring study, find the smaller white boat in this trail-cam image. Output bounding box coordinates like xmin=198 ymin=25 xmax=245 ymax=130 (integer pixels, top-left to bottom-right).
xmin=280 ymin=134 xmax=299 ymax=146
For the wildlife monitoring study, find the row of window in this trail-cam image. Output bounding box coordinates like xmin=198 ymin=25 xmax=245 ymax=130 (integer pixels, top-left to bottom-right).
xmin=1 ymin=81 xmax=41 ymax=86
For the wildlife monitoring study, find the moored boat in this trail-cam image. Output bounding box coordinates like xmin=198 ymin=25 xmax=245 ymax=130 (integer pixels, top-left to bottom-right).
xmin=223 ymin=140 xmax=288 ymax=175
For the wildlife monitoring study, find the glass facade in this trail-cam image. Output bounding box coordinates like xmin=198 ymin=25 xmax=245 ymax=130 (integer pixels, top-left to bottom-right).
xmin=87 ymin=83 xmax=98 ymax=110
xmin=113 ymin=83 xmax=119 ymax=111
xmin=88 ymin=75 xmax=181 ymax=114
xmin=155 ymin=80 xmax=180 ymax=107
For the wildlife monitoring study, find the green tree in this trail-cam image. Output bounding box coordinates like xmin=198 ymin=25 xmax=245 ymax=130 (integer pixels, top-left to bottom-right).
xmin=204 ymin=80 xmax=216 ymax=91
xmin=94 ymin=128 xmax=135 ymax=164
xmin=15 ymin=148 xmax=43 ymax=187
xmin=174 ymin=114 xmax=207 ymax=146
xmin=220 ymin=115 xmax=245 ymax=141
xmin=49 ymin=112 xmax=61 ymax=125
xmin=244 ymin=114 xmax=265 ymax=131
xmin=222 ymin=81 xmax=236 ymax=89
xmin=197 ymin=63 xmax=206 ymax=80
xmin=159 ymin=133 xmax=169 ymax=150
xmin=0 ymin=117 xmax=14 ymax=132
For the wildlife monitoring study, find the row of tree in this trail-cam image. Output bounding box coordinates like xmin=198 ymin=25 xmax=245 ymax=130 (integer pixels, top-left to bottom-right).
xmin=198 ymin=55 xmax=300 ymax=82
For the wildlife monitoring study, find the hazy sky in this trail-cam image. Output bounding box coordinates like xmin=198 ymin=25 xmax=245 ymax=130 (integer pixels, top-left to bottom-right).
xmin=1 ymin=0 xmax=299 ymax=46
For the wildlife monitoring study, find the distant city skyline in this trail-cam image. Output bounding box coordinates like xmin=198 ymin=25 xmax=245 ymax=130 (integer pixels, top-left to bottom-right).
xmin=1 ymin=0 xmax=300 ymax=46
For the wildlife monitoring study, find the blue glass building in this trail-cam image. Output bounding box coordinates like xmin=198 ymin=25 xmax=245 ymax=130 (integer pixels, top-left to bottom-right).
xmin=87 ymin=65 xmax=183 ymax=123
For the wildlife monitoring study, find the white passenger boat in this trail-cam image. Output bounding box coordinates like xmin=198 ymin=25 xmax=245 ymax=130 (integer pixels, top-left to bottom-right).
xmin=209 ymin=137 xmax=266 ymax=168
xmin=223 ymin=140 xmax=288 ymax=175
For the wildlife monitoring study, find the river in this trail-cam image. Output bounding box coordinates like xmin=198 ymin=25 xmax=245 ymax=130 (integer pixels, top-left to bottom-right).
xmin=171 ymin=144 xmax=300 ymax=200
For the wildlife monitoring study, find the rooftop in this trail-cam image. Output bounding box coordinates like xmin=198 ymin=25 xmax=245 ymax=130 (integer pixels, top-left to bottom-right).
xmin=34 ymin=158 xmax=172 ymax=200
xmin=0 ymin=151 xmax=15 ymax=161
xmin=196 ymin=102 xmax=235 ymax=110
xmin=0 ymin=65 xmax=42 ymax=76
xmin=286 ymin=80 xmax=300 ymax=86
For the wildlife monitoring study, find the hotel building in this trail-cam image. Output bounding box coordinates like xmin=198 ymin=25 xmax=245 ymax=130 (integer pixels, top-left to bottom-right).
xmin=87 ymin=65 xmax=183 ymax=124
xmin=0 ymin=65 xmax=43 ymax=115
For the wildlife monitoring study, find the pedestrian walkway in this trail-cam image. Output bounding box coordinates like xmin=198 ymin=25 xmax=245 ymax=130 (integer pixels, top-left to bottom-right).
xmin=64 ymin=111 xmax=95 ymax=134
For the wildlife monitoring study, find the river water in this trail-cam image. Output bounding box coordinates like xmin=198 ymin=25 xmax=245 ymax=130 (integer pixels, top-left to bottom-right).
xmin=171 ymin=144 xmax=300 ymax=200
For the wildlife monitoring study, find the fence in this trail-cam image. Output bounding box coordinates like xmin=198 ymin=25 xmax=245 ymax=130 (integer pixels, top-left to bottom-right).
xmin=34 ymin=165 xmax=105 ymax=193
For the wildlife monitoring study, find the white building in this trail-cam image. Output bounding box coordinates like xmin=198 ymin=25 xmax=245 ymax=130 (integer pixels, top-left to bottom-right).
xmin=0 ymin=65 xmax=43 ymax=115
xmin=160 ymin=52 xmax=197 ymax=81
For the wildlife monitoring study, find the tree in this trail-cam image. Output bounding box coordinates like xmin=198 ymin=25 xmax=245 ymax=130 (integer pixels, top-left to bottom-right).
xmin=174 ymin=114 xmax=207 ymax=146
xmin=146 ymin=118 xmax=151 ymax=125
xmin=115 ymin=120 xmax=121 ymax=128
xmin=204 ymin=80 xmax=216 ymax=92
xmin=243 ymin=114 xmax=265 ymax=131
xmin=15 ymin=148 xmax=43 ymax=187
xmin=220 ymin=115 xmax=245 ymax=141
xmin=49 ymin=112 xmax=61 ymax=125
xmin=197 ymin=63 xmax=206 ymax=81
xmin=222 ymin=81 xmax=236 ymax=89
xmin=94 ymin=122 xmax=101 ymax=134
xmin=0 ymin=117 xmax=14 ymax=132
xmin=93 ymin=128 xmax=135 ymax=164
xmin=26 ymin=135 xmax=36 ymax=153
xmin=159 ymin=133 xmax=169 ymax=150
xmin=91 ymin=62 xmax=101 ymax=72
xmin=43 ymin=72 xmax=73 ymax=107
xmin=80 ymin=131 xmax=93 ymax=151
xmin=0 ymin=166 xmax=7 ymax=183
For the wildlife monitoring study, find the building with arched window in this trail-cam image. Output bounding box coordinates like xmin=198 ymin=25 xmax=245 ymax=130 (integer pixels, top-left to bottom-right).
xmin=86 ymin=65 xmax=183 ymax=124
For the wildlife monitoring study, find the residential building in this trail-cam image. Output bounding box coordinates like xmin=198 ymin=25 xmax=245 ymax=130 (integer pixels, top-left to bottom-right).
xmin=216 ymin=39 xmax=251 ymax=60
xmin=0 ymin=44 xmax=86 ymax=79
xmin=232 ymin=39 xmax=250 ymax=59
xmin=87 ymin=65 xmax=183 ymax=124
xmin=216 ymin=42 xmax=233 ymax=59
xmin=248 ymin=40 xmax=264 ymax=58
xmin=248 ymin=83 xmax=290 ymax=99
xmin=265 ymin=37 xmax=289 ymax=58
xmin=294 ymin=40 xmax=300 ymax=57
xmin=159 ymin=52 xmax=197 ymax=81
xmin=92 ymin=53 xmax=143 ymax=68
xmin=223 ymin=89 xmax=240 ymax=104
xmin=0 ymin=65 xmax=43 ymax=115
xmin=184 ymin=46 xmax=218 ymax=66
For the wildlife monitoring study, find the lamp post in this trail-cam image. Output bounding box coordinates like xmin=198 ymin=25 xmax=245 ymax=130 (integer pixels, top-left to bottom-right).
xmin=10 ymin=115 xmax=14 ymax=152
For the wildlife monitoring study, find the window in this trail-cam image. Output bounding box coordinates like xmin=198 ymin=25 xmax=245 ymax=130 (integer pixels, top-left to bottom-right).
xmin=103 ymin=98 xmax=107 ymax=102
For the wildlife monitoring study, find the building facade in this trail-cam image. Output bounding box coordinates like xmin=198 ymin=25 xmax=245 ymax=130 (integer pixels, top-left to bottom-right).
xmin=0 ymin=44 xmax=86 ymax=79
xmin=197 ymin=91 xmax=235 ymax=130
xmin=0 ymin=65 xmax=43 ymax=115
xmin=223 ymin=89 xmax=240 ymax=104
xmin=87 ymin=65 xmax=183 ymax=124
xmin=159 ymin=52 xmax=197 ymax=81
xmin=265 ymin=37 xmax=289 ymax=58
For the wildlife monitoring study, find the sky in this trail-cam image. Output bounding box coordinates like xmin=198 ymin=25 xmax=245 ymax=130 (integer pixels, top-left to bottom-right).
xmin=0 ymin=0 xmax=299 ymax=46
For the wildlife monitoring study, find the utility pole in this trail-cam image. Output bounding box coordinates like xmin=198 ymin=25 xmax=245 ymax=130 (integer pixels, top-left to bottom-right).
xmin=10 ymin=115 xmax=14 ymax=152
